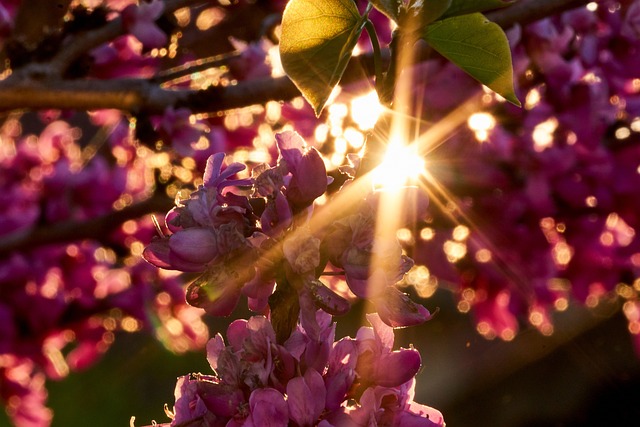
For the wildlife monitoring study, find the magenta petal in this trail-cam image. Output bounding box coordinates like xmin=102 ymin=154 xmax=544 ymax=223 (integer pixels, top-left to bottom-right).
xmin=226 ymin=319 xmax=250 ymax=351
xmin=142 ymin=238 xmax=173 ymax=269
xmin=287 ymin=369 xmax=326 ymax=426
xmin=287 ymin=147 xmax=328 ymax=204
xmin=186 ymin=277 xmax=242 ymax=317
xmin=206 ymin=334 xmax=226 ymax=370
xmin=169 ymin=228 xmax=219 ymax=264
xmin=248 ymin=388 xmax=289 ymax=427
xmin=374 ymin=287 xmax=433 ymax=328
xmin=306 ymin=279 xmax=350 ymax=316
xmin=376 ymin=349 xmax=422 ymax=387
xmin=275 ymin=131 xmax=304 ymax=172
xmin=405 ymin=402 xmax=445 ymax=427
xmin=197 ymin=381 xmax=245 ymax=418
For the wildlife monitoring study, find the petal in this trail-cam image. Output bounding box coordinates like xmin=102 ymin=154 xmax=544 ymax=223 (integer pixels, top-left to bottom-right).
xmin=248 ymin=388 xmax=289 ymax=427
xmin=374 ymin=287 xmax=433 ymax=328
xmin=286 ymin=147 xmax=328 ymax=207
xmin=168 ymin=228 xmax=219 ymax=264
xmin=142 ymin=238 xmax=173 ymax=269
xmin=287 ymin=369 xmax=326 ymax=426
xmin=373 ymin=349 xmax=421 ymax=387
xmin=306 ymin=279 xmax=350 ymax=316
xmin=206 ymin=334 xmax=226 ymax=371
xmin=197 ymin=381 xmax=245 ymax=418
xmin=275 ymin=131 xmax=305 ymax=172
xmin=186 ymin=270 xmax=243 ymax=317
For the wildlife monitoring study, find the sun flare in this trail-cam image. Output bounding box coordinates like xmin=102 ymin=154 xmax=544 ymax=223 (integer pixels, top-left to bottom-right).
xmin=371 ymin=138 xmax=426 ymax=190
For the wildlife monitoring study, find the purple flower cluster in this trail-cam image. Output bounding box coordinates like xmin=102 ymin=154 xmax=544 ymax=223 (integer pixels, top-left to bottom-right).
xmin=0 ymin=117 xmax=210 ymax=426
xmin=410 ymin=0 xmax=640 ymax=342
xmin=159 ymin=311 xmax=443 ymax=427
xmin=144 ymin=131 xmax=433 ymax=334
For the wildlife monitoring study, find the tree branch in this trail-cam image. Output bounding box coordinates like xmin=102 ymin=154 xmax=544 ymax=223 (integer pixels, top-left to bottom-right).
xmin=0 ymin=0 xmax=593 ymax=114
xmin=0 ymin=193 xmax=173 ymax=257
xmin=13 ymin=0 xmax=209 ymax=78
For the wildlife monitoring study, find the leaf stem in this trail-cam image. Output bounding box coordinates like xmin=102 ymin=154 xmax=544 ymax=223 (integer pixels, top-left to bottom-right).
xmin=364 ymin=19 xmax=384 ymax=95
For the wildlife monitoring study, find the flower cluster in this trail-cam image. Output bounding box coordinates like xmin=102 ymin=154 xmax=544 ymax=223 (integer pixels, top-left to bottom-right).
xmin=0 ymin=116 xmax=209 ymax=426
xmin=144 ymin=130 xmax=433 ymax=339
xmin=409 ymin=0 xmax=640 ymax=344
xmin=159 ymin=311 xmax=443 ymax=427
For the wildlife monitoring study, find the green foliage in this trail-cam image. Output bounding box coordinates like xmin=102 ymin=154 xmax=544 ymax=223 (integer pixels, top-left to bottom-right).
xmin=441 ymin=0 xmax=513 ymax=19
xmin=399 ymin=0 xmax=452 ymax=30
xmin=279 ymin=0 xmax=520 ymax=113
xmin=368 ymin=0 xmax=401 ymax=21
xmin=279 ymin=0 xmax=366 ymax=115
xmin=421 ymin=13 xmax=520 ymax=105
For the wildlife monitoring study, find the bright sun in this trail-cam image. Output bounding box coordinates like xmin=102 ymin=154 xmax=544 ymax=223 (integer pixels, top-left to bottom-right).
xmin=371 ymin=138 xmax=426 ymax=190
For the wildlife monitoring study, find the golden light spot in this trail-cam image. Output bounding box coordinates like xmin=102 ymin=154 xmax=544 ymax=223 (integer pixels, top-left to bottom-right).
xmin=371 ymin=139 xmax=425 ymax=190
xmin=314 ymin=124 xmax=329 ymax=144
xmin=334 ymin=136 xmax=347 ymax=154
xmin=121 ymin=317 xmax=141 ymax=332
xmin=532 ymin=118 xmax=558 ymax=151
xmin=265 ymin=101 xmax=282 ymax=124
xmin=525 ymin=88 xmax=541 ymax=109
xmin=103 ymin=317 xmax=117 ymax=331
xmin=156 ymin=292 xmax=172 ymax=305
xmin=462 ymin=288 xmax=476 ymax=302
xmin=66 ymin=245 xmax=79 ymax=257
xmin=631 ymin=117 xmax=640 ymax=132
xmin=475 ymin=248 xmax=492 ymax=263
xmin=615 ymin=127 xmax=631 ymax=140
xmin=122 ymin=220 xmax=138 ymax=235
xmin=94 ymin=247 xmax=116 ymax=264
xmin=616 ymin=283 xmax=635 ymax=299
xmin=196 ymin=7 xmax=224 ymax=31
xmin=566 ymin=131 xmax=577 ymax=145
xmin=330 ymin=152 xmax=344 ymax=168
xmin=457 ymin=301 xmax=471 ymax=312
xmin=582 ymin=72 xmax=601 ymax=83
xmin=476 ymin=321 xmax=495 ymax=339
xmin=420 ymin=227 xmax=434 ymax=241
xmin=587 ymin=2 xmax=598 ymax=11
xmin=453 ymin=225 xmax=470 ymax=241
xmin=351 ymin=91 xmax=384 ymax=130
xmin=344 ymin=127 xmax=365 ymax=149
xmin=496 ymin=291 xmax=510 ymax=308
xmin=552 ymin=241 xmax=573 ymax=267
xmin=174 ymin=7 xmax=191 ymax=27
xmin=540 ymin=324 xmax=554 ymax=336
xmin=396 ymin=228 xmax=413 ymax=243
xmin=554 ymin=297 xmax=569 ymax=311
xmin=467 ymin=112 xmax=496 ymax=142
xmin=585 ymin=195 xmax=598 ymax=207
xmin=165 ymin=318 xmax=184 ymax=336
xmin=600 ymin=231 xmax=614 ymax=246
xmin=500 ymin=328 xmax=515 ymax=341
xmin=130 ymin=241 xmax=144 ymax=257
xmin=443 ymin=240 xmax=467 ymax=262
xmin=529 ymin=311 xmax=544 ymax=326
xmin=586 ymin=294 xmax=600 ymax=308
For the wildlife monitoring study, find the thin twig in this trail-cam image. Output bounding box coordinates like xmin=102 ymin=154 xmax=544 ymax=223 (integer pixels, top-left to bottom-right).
xmin=0 ymin=193 xmax=173 ymax=257
xmin=0 ymin=0 xmax=593 ymax=114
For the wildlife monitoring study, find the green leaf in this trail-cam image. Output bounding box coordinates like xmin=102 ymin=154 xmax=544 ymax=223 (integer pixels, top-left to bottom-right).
xmin=280 ymin=0 xmax=365 ymax=115
xmin=441 ymin=0 xmax=512 ymax=19
xmin=369 ymin=0 xmax=401 ymax=22
xmin=422 ymin=13 xmax=520 ymax=106
xmin=398 ymin=0 xmax=452 ymax=30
